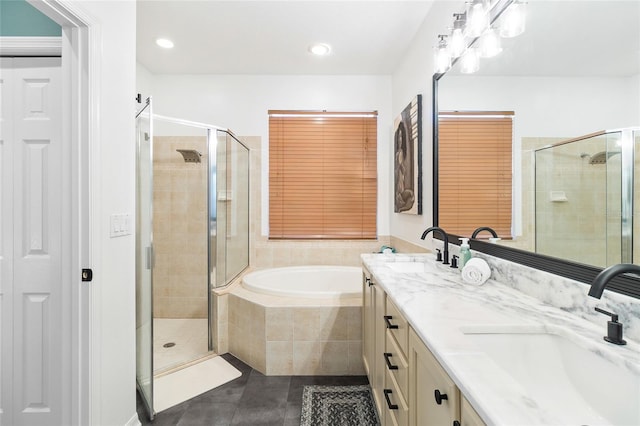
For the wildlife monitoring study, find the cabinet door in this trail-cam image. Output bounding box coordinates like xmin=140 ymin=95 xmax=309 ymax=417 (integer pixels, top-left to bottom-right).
xmin=461 ymin=396 xmax=486 ymax=426
xmin=409 ymin=328 xmax=460 ymax=426
xmin=362 ymin=268 xmax=374 ymax=376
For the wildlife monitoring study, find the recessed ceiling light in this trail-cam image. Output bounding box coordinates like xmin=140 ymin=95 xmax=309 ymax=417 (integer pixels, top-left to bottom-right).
xmin=156 ymin=38 xmax=174 ymax=49
xmin=309 ymin=43 xmax=331 ymax=56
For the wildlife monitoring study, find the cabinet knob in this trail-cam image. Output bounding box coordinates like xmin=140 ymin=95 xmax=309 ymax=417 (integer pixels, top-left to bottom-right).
xmin=434 ymin=389 xmax=448 ymax=405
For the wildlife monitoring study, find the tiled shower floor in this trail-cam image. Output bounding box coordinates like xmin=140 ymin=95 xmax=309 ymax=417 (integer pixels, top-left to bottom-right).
xmin=154 ymin=318 xmax=210 ymax=374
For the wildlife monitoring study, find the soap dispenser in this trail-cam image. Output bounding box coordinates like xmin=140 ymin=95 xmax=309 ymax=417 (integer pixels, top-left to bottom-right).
xmin=459 ymin=238 xmax=472 ymax=269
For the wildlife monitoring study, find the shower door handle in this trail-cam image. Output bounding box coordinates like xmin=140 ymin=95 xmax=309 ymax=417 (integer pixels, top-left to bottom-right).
xmin=145 ymin=246 xmax=154 ymax=270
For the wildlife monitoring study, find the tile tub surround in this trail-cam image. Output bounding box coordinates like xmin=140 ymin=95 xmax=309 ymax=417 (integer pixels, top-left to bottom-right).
xmin=226 ymin=284 xmax=364 ymax=376
xmin=363 ymin=253 xmax=640 ymax=425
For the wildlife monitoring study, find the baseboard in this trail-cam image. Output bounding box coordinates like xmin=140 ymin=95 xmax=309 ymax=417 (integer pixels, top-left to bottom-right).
xmin=125 ymin=412 xmax=142 ymax=426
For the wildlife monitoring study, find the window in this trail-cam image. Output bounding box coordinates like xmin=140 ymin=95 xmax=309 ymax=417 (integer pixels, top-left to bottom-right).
xmin=438 ymin=111 xmax=513 ymax=238
xmin=269 ymin=110 xmax=377 ymax=239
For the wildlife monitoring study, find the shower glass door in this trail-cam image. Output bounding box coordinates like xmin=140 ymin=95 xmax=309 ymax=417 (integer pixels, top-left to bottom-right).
xmin=214 ymin=131 xmax=250 ymax=287
xmin=135 ymin=99 xmax=154 ymax=419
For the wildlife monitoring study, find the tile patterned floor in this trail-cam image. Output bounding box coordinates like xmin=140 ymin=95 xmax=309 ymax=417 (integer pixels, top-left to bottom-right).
xmin=137 ymin=353 xmax=370 ymax=426
xmin=154 ymin=318 xmax=209 ymax=373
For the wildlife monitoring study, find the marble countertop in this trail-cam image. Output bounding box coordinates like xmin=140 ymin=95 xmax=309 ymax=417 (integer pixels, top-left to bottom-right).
xmin=362 ymin=253 xmax=640 ymax=426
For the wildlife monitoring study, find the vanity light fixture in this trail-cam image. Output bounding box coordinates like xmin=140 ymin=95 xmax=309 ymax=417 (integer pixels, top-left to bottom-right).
xmin=434 ymin=35 xmax=452 ymax=73
xmin=479 ymin=27 xmax=503 ymax=58
xmin=449 ymin=13 xmax=467 ymax=58
xmin=460 ymin=47 xmax=480 ymax=74
xmin=156 ymin=38 xmax=174 ymax=49
xmin=465 ymin=0 xmax=490 ymax=38
xmin=434 ymin=0 xmax=526 ymax=74
xmin=499 ymin=0 xmax=527 ymax=38
xmin=309 ymin=43 xmax=331 ymax=56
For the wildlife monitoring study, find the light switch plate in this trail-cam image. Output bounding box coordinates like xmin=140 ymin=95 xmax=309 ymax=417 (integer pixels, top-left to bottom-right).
xmin=110 ymin=213 xmax=133 ymax=238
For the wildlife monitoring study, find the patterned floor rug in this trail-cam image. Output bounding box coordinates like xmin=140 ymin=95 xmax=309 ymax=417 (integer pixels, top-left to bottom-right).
xmin=300 ymin=385 xmax=380 ymax=426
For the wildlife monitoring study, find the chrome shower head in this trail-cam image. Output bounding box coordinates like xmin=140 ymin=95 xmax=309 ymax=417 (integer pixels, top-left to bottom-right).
xmin=588 ymin=151 xmax=620 ymax=165
xmin=176 ymin=149 xmax=202 ymax=163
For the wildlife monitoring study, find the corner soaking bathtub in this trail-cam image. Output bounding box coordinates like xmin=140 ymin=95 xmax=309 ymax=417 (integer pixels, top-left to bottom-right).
xmin=226 ymin=265 xmax=364 ymax=375
xmin=241 ymin=265 xmax=362 ymax=298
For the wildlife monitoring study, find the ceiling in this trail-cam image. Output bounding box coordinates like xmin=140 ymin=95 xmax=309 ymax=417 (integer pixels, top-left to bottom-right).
xmin=136 ymin=1 xmax=435 ymax=75
xmin=137 ymin=1 xmax=640 ymax=78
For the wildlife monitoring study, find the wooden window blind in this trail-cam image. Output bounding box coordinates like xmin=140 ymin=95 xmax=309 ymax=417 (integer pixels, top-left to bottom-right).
xmin=438 ymin=111 xmax=513 ymax=239
xmin=269 ymin=110 xmax=377 ymax=239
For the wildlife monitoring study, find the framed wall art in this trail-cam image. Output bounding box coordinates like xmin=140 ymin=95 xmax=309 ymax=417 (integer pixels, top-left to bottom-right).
xmin=394 ymin=94 xmax=422 ymax=214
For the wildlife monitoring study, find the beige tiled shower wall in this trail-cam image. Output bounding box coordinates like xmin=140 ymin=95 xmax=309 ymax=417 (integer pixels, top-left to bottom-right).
xmin=153 ymin=136 xmax=209 ymax=318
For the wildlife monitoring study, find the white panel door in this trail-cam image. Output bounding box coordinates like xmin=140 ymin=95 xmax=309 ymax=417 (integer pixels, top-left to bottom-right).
xmin=0 ymin=57 xmax=67 ymax=426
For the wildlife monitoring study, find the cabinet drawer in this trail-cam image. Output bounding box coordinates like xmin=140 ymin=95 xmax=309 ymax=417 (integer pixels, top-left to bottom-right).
xmin=385 ymin=329 xmax=409 ymax=401
xmin=385 ymin=298 xmax=408 ymax=355
xmin=384 ymin=368 xmax=409 ymax=426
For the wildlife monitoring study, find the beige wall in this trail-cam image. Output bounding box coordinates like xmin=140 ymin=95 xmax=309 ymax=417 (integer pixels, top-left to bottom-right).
xmin=153 ymin=136 xmax=209 ymax=318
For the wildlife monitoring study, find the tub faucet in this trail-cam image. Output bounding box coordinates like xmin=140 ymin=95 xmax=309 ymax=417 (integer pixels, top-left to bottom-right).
xmin=421 ymin=226 xmax=449 ymax=265
xmin=588 ymin=263 xmax=640 ymax=299
xmin=471 ymin=226 xmax=499 ymax=239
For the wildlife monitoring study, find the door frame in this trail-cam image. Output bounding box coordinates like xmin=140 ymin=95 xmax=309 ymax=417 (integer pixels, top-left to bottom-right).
xmin=20 ymin=2 xmax=100 ymax=425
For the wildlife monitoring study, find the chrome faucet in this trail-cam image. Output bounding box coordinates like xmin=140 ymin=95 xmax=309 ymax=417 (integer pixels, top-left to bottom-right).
xmin=421 ymin=226 xmax=449 ymax=265
xmin=471 ymin=226 xmax=499 ymax=239
xmin=588 ymin=263 xmax=640 ymax=299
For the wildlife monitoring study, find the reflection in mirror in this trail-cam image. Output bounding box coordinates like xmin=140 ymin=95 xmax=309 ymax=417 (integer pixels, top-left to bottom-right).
xmin=435 ymin=0 xmax=640 ymax=270
xmin=533 ymin=129 xmax=640 ymax=268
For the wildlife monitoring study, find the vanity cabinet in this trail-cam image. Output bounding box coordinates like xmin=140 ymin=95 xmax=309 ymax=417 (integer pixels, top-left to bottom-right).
xmin=362 ymin=266 xmax=486 ymax=426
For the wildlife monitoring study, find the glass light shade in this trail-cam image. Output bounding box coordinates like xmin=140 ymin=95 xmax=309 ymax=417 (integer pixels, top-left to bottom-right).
xmin=500 ymin=1 xmax=527 ymax=38
xmin=434 ymin=45 xmax=451 ymax=73
xmin=479 ymin=28 xmax=503 ymax=58
xmin=466 ymin=0 xmax=490 ymax=38
xmin=460 ymin=48 xmax=480 ymax=74
xmin=450 ymin=28 xmax=466 ymax=58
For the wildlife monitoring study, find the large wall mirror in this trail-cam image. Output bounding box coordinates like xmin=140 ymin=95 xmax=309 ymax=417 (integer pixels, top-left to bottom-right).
xmin=433 ymin=0 xmax=640 ymax=298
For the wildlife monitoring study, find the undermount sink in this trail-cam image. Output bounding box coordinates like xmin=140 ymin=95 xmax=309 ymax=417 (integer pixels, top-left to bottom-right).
xmin=460 ymin=324 xmax=640 ymax=425
xmin=385 ymin=262 xmax=426 ymax=273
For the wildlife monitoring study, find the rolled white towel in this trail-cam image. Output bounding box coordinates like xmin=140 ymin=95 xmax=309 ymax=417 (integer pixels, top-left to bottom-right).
xmin=461 ymin=258 xmax=491 ymax=285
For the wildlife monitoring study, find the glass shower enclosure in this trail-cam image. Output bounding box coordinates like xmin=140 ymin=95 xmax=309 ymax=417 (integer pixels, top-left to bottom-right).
xmin=534 ymin=128 xmax=639 ymax=267
xmin=135 ymin=98 xmax=249 ymax=419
